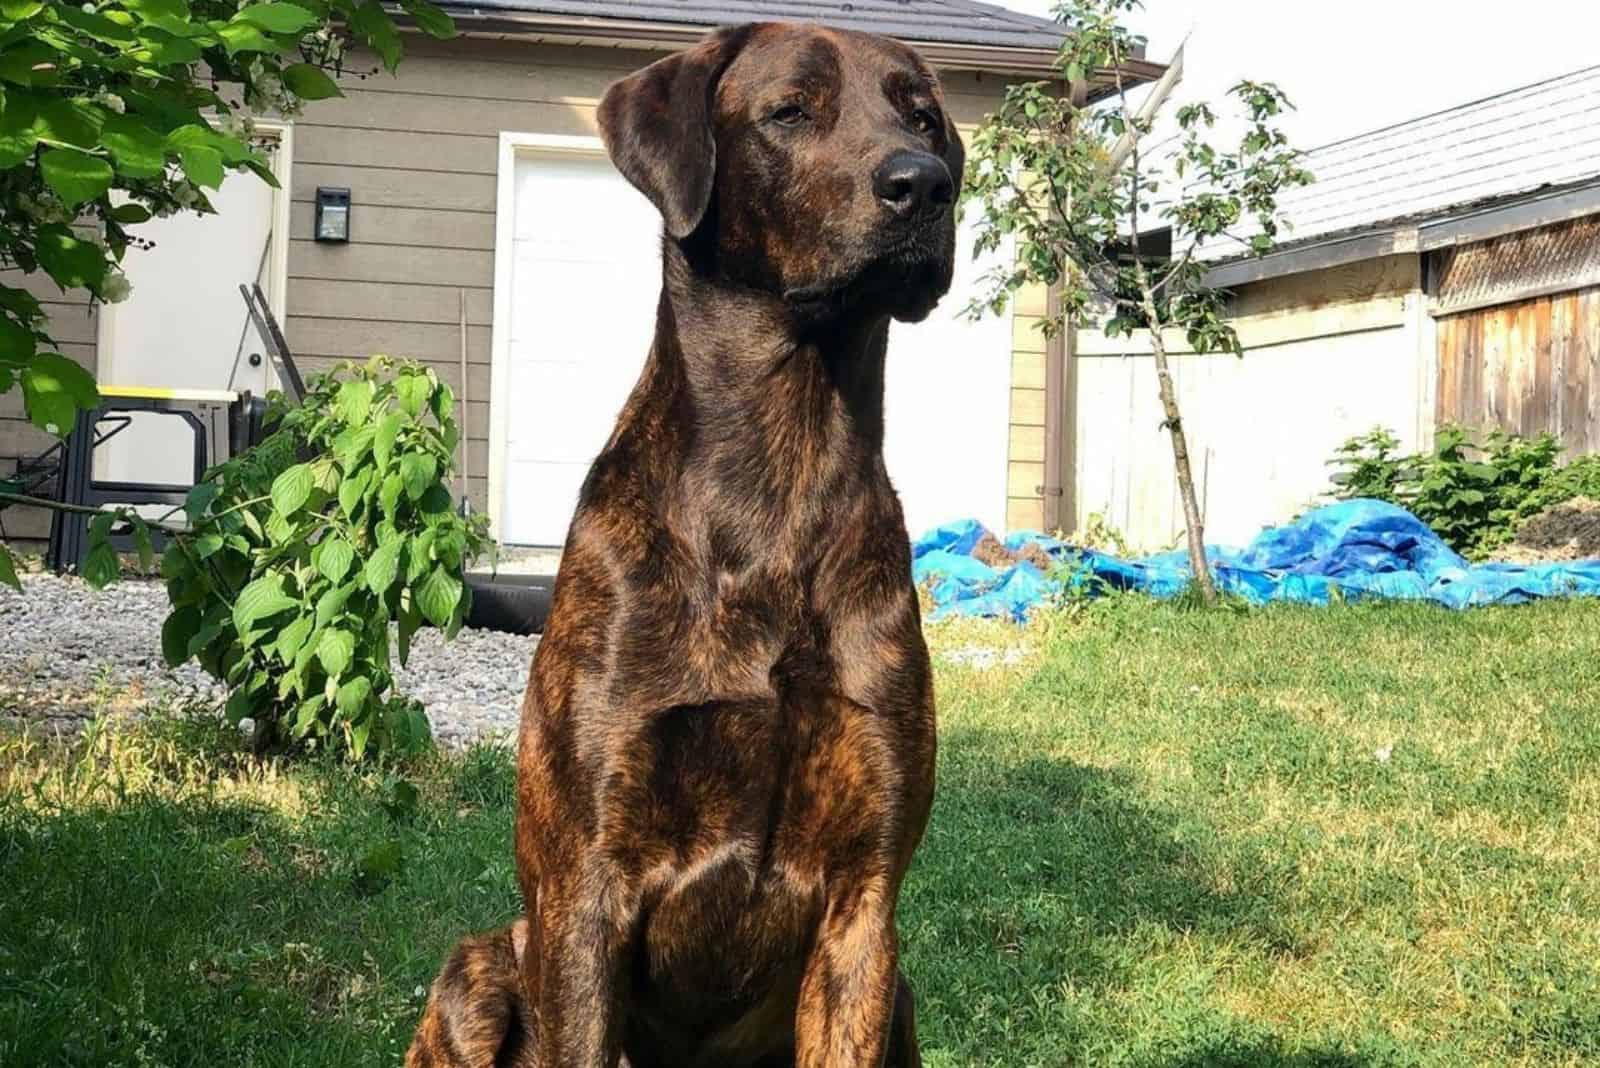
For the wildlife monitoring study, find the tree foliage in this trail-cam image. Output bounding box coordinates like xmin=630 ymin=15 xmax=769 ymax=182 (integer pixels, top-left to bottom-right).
xmin=159 ymin=358 xmax=490 ymax=757
xmin=0 ymin=0 xmax=456 ymax=439
xmin=963 ymin=0 xmax=1312 ymax=601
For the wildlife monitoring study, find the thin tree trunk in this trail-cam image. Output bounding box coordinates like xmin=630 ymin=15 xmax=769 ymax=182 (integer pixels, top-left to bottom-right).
xmin=1136 ymin=272 xmax=1216 ymax=603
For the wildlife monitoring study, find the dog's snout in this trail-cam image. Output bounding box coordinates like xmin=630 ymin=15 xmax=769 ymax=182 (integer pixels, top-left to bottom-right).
xmin=872 ymin=150 xmax=954 ymax=219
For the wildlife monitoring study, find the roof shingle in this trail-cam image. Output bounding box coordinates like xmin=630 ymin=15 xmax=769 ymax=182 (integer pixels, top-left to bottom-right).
xmin=440 ymin=0 xmax=1070 ymax=51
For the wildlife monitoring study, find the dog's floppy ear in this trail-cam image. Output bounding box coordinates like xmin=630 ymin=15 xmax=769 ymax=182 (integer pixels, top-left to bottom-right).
xmin=598 ymin=27 xmax=749 ymax=239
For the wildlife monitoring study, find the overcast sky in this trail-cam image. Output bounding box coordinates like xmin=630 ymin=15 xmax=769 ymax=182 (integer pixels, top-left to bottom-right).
xmin=995 ymin=0 xmax=1600 ymax=150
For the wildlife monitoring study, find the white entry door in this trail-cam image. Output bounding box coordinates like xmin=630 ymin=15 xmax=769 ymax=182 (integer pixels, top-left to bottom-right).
xmin=495 ymin=143 xmax=662 ymax=546
xmin=494 ymin=144 xmax=1014 ymax=547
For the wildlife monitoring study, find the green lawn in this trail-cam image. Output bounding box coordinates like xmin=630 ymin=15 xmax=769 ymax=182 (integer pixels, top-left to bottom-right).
xmin=4 ymin=597 xmax=1599 ymax=1066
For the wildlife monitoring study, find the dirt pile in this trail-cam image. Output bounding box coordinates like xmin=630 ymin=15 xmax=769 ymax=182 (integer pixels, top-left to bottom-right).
xmin=1497 ymin=497 xmax=1600 ymax=564
xmin=971 ymin=532 xmax=1057 ymax=573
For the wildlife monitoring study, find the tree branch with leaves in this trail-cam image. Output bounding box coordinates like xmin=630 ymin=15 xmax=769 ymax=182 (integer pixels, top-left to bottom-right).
xmin=963 ymin=0 xmax=1312 ymax=602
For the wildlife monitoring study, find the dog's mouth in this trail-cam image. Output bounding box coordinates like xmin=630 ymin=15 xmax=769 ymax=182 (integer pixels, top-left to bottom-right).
xmin=782 ymin=234 xmax=952 ymax=313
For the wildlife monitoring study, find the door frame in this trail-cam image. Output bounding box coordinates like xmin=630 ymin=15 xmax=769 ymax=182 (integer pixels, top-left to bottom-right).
xmin=95 ymin=119 xmax=293 ymax=387
xmin=488 ymin=131 xmax=609 ymax=546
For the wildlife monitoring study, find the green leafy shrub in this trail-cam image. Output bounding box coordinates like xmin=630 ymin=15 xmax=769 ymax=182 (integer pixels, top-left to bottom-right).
xmin=159 ymin=357 xmax=488 ymax=757
xmin=1328 ymin=424 xmax=1590 ymax=558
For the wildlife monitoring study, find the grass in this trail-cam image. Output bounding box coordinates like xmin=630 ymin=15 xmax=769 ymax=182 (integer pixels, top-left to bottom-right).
xmin=4 ymin=595 xmax=1600 ymax=1066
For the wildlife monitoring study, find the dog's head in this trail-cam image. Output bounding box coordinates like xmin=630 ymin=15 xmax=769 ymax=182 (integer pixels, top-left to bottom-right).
xmin=599 ymin=22 xmax=965 ymax=324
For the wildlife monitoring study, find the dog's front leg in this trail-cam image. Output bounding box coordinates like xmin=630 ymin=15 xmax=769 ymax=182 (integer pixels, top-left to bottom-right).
xmin=793 ymin=877 xmax=901 ymax=1068
xmin=527 ymin=870 xmax=634 ymax=1067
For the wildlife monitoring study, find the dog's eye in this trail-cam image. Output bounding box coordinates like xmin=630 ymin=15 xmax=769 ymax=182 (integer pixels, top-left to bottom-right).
xmin=770 ymin=105 xmax=810 ymax=127
xmin=910 ymin=108 xmax=940 ymax=136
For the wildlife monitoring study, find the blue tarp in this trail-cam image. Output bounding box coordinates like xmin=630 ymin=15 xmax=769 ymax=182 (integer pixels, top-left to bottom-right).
xmin=913 ymin=499 xmax=1600 ymax=620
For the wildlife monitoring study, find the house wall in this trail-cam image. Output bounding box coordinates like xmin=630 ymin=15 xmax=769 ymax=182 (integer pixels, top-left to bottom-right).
xmin=1068 ymin=255 xmax=1426 ymax=549
xmin=0 ymin=274 xmax=98 ymax=546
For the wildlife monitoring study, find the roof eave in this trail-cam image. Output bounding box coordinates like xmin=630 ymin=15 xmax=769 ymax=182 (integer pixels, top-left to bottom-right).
xmin=420 ymin=7 xmax=1162 ymax=84
xmin=1202 ymin=177 xmax=1600 ymax=289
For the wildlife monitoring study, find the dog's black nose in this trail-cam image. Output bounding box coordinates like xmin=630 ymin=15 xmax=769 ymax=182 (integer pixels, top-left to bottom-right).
xmin=873 ymin=150 xmax=954 ymax=219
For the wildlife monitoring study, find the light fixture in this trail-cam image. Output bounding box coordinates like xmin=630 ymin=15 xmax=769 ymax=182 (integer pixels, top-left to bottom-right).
xmin=314 ymin=186 xmax=351 ymax=243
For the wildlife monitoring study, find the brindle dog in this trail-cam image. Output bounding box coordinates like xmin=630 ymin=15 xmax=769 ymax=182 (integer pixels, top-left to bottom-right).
xmin=511 ymin=20 xmax=963 ymax=1068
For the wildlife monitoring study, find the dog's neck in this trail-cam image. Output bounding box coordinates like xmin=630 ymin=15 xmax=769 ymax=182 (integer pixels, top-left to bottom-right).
xmin=660 ymin=241 xmax=892 ymax=447
xmin=618 ymin=241 xmax=899 ymax=551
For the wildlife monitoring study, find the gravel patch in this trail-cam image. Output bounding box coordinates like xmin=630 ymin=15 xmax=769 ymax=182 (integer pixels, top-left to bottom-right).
xmin=0 ymin=574 xmax=538 ymax=748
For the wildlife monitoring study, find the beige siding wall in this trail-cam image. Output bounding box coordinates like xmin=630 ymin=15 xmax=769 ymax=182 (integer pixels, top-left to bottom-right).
xmin=0 ymin=273 xmax=98 ymax=546
xmin=1006 ymin=280 xmax=1050 ymax=531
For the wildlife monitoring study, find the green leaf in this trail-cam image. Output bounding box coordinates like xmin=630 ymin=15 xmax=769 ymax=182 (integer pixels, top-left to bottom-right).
xmin=353 ymin=839 xmax=401 ymax=893
xmin=21 ymin=353 xmax=98 ymax=436
xmin=0 ymin=89 xmax=39 ymax=168
xmin=125 ymin=0 xmax=191 ymax=21
xmin=372 ymin=411 xmax=403 ymax=470
xmin=0 ymin=0 xmax=44 ymax=18
xmin=414 ymin=565 xmax=461 ymax=628
xmin=401 ymin=0 xmax=455 ymax=38
xmin=270 ymin=462 xmax=314 ymax=517
xmin=109 ymin=202 xmax=152 ymax=225
xmin=317 ymin=536 xmax=355 ymax=583
xmin=33 ymin=98 xmax=102 ymax=149
xmin=0 ymin=543 xmax=19 ymax=592
xmin=363 ymin=540 xmax=401 ymax=595
xmin=378 ymin=473 xmax=404 ymax=518
xmin=338 ymin=467 xmax=372 ymax=519
xmin=336 ymin=675 xmax=372 ymax=719
xmin=192 ymin=531 xmax=224 ymax=559
xmin=317 ymin=627 xmax=355 ymax=678
xmin=216 ymin=20 xmax=276 ymax=55
xmin=235 ymin=2 xmax=319 ymax=32
xmin=335 ymin=378 xmax=374 ymax=424
xmin=100 ymin=115 xmax=167 ymax=178
xmin=348 ymin=0 xmax=401 ymax=70
xmin=0 ymin=313 xmax=36 ymax=365
xmin=35 ymin=225 xmax=108 ymax=292
xmin=395 ymin=372 xmax=430 ymax=416
xmin=81 ymin=541 xmax=119 ymax=589
xmin=396 ymin=598 xmax=419 ymax=667
xmin=39 ymin=148 xmax=114 ymax=208
xmin=314 ymin=581 xmax=354 ymax=627
xmin=429 ymin=380 xmax=455 ymax=422
xmin=400 ymin=453 xmax=437 ymax=501
xmin=184 ymin=480 xmax=219 ymax=521
xmin=224 ymin=686 xmax=253 ymax=726
xmin=233 ymin=574 xmax=299 ymax=633
xmin=281 ymin=63 xmax=343 ymax=101
xmin=177 ymin=143 xmax=223 ymax=189
xmin=131 ymin=518 xmax=155 ymax=570
xmin=275 ymin=614 xmax=313 ymax=663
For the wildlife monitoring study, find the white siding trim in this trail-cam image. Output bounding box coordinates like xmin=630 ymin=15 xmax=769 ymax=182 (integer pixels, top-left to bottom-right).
xmin=487 ymin=131 xmax=608 ymax=545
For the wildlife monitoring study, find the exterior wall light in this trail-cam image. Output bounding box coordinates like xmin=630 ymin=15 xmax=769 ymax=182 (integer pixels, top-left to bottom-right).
xmin=314 ymin=186 xmax=351 ymax=243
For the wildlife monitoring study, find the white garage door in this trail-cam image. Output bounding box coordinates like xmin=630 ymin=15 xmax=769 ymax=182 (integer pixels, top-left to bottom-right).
xmin=498 ymin=147 xmax=662 ymax=546
xmin=496 ymin=147 xmax=1012 ymax=547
